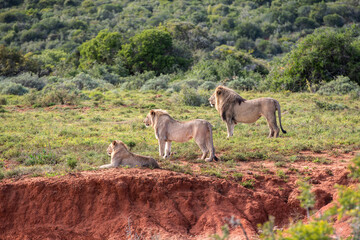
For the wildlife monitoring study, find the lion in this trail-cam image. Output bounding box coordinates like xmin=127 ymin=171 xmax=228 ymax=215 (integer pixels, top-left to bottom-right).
xmin=99 ymin=140 xmax=160 ymax=169
xmin=209 ymin=86 xmax=287 ymax=138
xmin=143 ymin=109 xmax=218 ymax=162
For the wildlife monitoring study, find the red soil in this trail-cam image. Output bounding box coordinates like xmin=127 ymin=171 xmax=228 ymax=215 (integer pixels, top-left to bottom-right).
xmin=0 ymin=150 xmax=358 ymax=239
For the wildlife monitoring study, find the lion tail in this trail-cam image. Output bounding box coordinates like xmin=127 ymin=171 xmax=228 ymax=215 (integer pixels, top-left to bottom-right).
xmin=275 ymin=100 xmax=287 ymax=134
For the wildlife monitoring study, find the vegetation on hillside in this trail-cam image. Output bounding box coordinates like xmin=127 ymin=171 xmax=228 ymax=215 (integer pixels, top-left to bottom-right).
xmin=0 ymin=0 xmax=360 ymax=93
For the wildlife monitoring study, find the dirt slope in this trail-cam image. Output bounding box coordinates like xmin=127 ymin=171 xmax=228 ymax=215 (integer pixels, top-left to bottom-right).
xmin=0 ymin=161 xmax=354 ymax=240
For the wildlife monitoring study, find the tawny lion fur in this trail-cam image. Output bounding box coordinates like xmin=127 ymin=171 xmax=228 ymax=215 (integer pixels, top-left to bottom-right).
xmin=144 ymin=109 xmax=218 ymax=162
xmin=100 ymin=140 xmax=159 ymax=169
xmin=209 ymin=86 xmax=287 ymax=138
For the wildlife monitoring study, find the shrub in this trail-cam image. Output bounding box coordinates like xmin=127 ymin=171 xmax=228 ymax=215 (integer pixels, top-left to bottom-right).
xmin=68 ymin=73 xmax=111 ymax=90
xmin=0 ymin=97 xmax=7 ymax=105
xmin=317 ymin=76 xmax=360 ymax=96
xmin=24 ymin=83 xmax=81 ymax=107
xmin=119 ymin=28 xmax=189 ymax=75
xmin=8 ymin=72 xmax=47 ymax=90
xmin=199 ymin=81 xmax=217 ymax=91
xmin=140 ymin=74 xmax=170 ymax=91
xmin=227 ymin=76 xmax=258 ymax=91
xmin=175 ymin=87 xmax=209 ymax=106
xmin=120 ymin=71 xmax=156 ymax=90
xmin=323 ymin=14 xmax=344 ymax=27
xmin=78 ymin=29 xmax=122 ymax=69
xmin=0 ymin=82 xmax=28 ymax=95
xmin=266 ymin=28 xmax=360 ymax=91
xmin=67 ymin=158 xmax=77 ymax=169
xmin=314 ymin=100 xmax=348 ymax=111
xmin=295 ymin=17 xmax=318 ymax=30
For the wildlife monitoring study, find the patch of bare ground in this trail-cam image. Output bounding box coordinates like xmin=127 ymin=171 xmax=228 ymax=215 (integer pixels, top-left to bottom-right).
xmin=0 ymin=150 xmax=358 ymax=239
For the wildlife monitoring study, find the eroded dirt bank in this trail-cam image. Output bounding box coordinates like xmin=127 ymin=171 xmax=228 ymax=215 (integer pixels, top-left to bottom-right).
xmin=0 ymin=167 xmax=353 ymax=240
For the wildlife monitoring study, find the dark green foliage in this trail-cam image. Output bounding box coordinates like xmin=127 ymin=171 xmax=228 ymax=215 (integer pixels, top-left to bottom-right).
xmin=266 ymin=28 xmax=360 ymax=91
xmin=78 ymin=29 xmax=123 ymax=69
xmin=0 ymin=45 xmax=40 ymax=76
xmin=0 ymin=0 xmax=359 ymax=91
xmin=67 ymin=157 xmax=77 ymax=169
xmin=236 ymin=22 xmax=263 ymax=40
xmin=0 ymin=9 xmax=27 ymax=23
xmin=295 ymin=17 xmax=318 ymax=30
xmin=314 ymin=100 xmax=348 ymax=111
xmin=119 ymin=29 xmax=189 ymax=75
xmin=323 ymin=14 xmax=344 ymax=27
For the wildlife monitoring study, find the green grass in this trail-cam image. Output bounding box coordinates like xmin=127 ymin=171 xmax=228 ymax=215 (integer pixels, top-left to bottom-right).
xmin=0 ymin=90 xmax=359 ymax=179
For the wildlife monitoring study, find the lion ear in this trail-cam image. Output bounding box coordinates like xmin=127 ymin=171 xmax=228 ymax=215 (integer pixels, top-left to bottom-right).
xmin=150 ymin=110 xmax=155 ymax=116
xmin=112 ymin=140 xmax=117 ymax=146
xmin=216 ymin=89 xmax=221 ymax=95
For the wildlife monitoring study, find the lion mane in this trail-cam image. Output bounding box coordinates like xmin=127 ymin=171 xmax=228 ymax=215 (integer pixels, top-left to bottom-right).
xmin=215 ymin=86 xmax=246 ymax=123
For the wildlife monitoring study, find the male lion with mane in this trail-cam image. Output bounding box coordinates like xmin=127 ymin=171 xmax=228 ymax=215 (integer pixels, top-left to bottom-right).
xmin=100 ymin=140 xmax=159 ymax=169
xmin=209 ymin=86 xmax=287 ymax=138
xmin=144 ymin=109 xmax=218 ymax=162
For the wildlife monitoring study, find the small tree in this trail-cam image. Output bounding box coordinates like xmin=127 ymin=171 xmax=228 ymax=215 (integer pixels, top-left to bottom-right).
xmin=78 ymin=29 xmax=122 ymax=69
xmin=119 ymin=29 xmax=183 ymax=75
xmin=297 ymin=180 xmax=315 ymax=218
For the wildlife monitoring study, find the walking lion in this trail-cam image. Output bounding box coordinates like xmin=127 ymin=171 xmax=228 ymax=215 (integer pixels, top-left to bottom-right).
xmin=209 ymin=86 xmax=287 ymax=138
xmin=144 ymin=109 xmax=218 ymax=162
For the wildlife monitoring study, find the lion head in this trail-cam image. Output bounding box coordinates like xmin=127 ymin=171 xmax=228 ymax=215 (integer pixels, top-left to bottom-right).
xmin=210 ymin=86 xmax=246 ymax=121
xmin=107 ymin=140 xmax=129 ymax=156
xmin=143 ymin=109 xmax=169 ymax=127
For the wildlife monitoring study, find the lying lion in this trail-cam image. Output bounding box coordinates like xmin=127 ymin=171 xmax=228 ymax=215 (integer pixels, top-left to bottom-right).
xmin=209 ymin=86 xmax=287 ymax=138
xmin=144 ymin=109 xmax=218 ymax=162
xmin=99 ymin=140 xmax=160 ymax=169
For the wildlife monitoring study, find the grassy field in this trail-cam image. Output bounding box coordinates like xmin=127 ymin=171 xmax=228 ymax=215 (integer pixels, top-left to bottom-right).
xmin=0 ymin=89 xmax=359 ymax=179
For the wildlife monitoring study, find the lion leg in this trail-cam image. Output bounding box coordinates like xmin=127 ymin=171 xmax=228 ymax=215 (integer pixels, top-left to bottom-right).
xmin=99 ymin=163 xmax=114 ymax=169
xmin=195 ymin=138 xmax=209 ymax=160
xmin=158 ymin=139 xmax=166 ymax=158
xmin=265 ymin=113 xmax=279 ymax=138
xmin=164 ymin=141 xmax=172 ymax=159
xmin=226 ymin=121 xmax=235 ymax=138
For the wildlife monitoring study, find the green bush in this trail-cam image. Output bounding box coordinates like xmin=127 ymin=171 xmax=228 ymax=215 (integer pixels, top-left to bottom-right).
xmin=78 ymin=29 xmax=122 ymax=69
xmin=176 ymin=87 xmax=208 ymax=106
xmin=7 ymin=72 xmax=46 ymax=90
xmin=317 ymin=76 xmax=360 ymax=96
xmin=119 ymin=28 xmax=189 ymax=75
xmin=199 ymin=81 xmax=217 ymax=91
xmin=140 ymin=74 xmax=171 ymax=91
xmin=295 ymin=17 xmax=318 ymax=30
xmin=323 ymin=14 xmax=344 ymax=27
xmin=24 ymin=83 xmax=81 ymax=107
xmin=266 ymin=28 xmax=360 ymax=91
xmin=314 ymin=100 xmax=348 ymax=111
xmin=227 ymin=76 xmax=258 ymax=91
xmin=120 ymin=71 xmax=156 ymax=90
xmin=67 ymin=158 xmax=77 ymax=169
xmin=68 ymin=73 xmax=111 ymax=90
xmin=0 ymin=82 xmax=28 ymax=95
